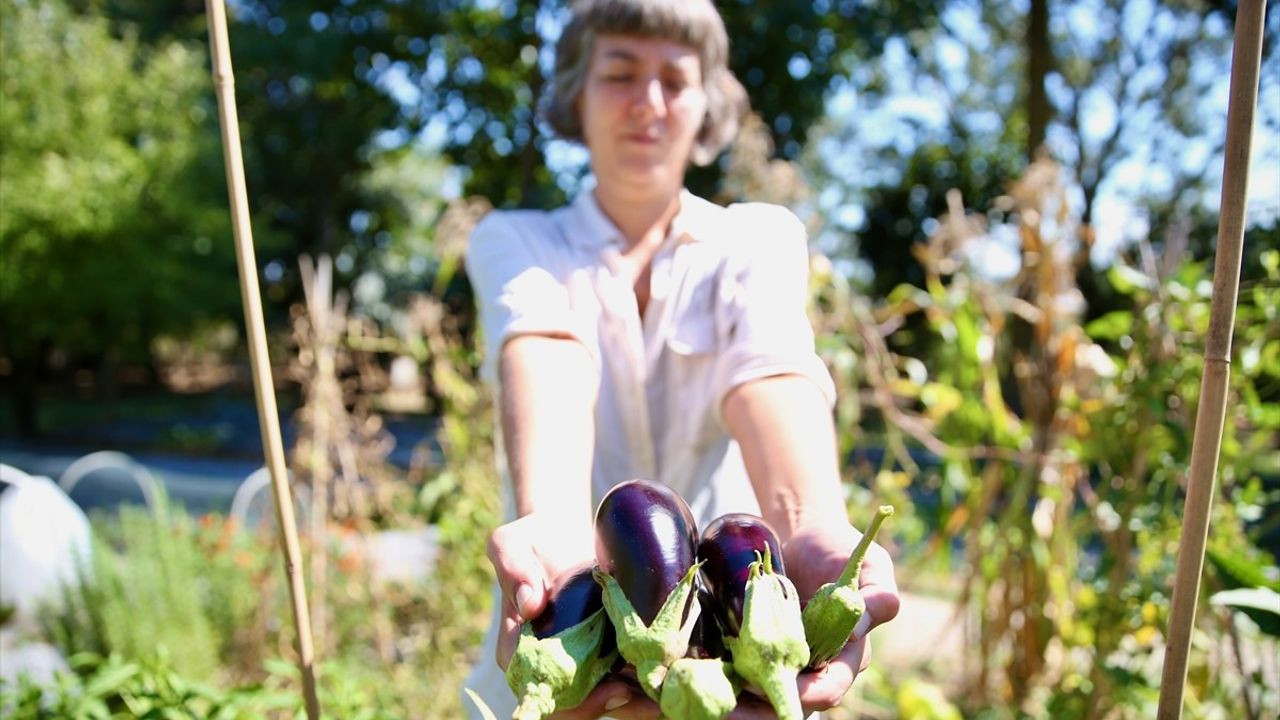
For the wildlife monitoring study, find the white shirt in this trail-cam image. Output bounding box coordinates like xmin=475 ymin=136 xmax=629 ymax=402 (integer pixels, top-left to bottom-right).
xmin=463 ymin=189 xmax=835 ymax=717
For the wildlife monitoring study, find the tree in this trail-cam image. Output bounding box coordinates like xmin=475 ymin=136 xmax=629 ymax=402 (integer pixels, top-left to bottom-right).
xmin=74 ymin=0 xmax=453 ymax=290
xmin=809 ymin=0 xmax=1279 ymax=302
xmin=63 ymin=1 xmax=947 ymax=298
xmin=0 ymin=0 xmax=249 ymax=435
xmin=221 ymin=2 xmax=447 ymax=267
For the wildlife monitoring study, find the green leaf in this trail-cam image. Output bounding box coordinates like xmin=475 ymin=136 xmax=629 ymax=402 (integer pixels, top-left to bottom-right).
xmin=263 ymin=658 xmax=299 ymax=679
xmin=1260 ymin=249 xmax=1278 ymax=275
xmin=1108 ymin=265 xmax=1154 ymax=295
xmin=419 ymin=470 xmax=460 ymax=518
xmin=1085 ymin=311 xmax=1134 ymax=341
xmin=1207 ymin=546 xmax=1280 ymax=592
xmin=1249 ymin=404 xmax=1280 ymax=431
xmin=464 ymin=688 xmax=499 ymax=720
xmin=896 ymin=677 xmax=963 ymax=720
xmin=1209 ymin=588 xmax=1280 ymax=637
xmin=78 ymin=697 xmax=111 ymax=720
xmin=1209 ymin=588 xmax=1280 ymax=612
xmin=886 ymin=283 xmax=931 ymax=308
xmin=83 ymin=662 xmax=140 ymax=698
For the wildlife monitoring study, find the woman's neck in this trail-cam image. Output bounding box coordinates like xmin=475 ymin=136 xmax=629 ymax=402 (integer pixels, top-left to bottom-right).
xmin=592 ymin=184 xmax=683 ymax=251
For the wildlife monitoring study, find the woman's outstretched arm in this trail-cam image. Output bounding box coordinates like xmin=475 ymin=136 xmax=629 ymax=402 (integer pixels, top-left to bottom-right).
xmin=724 ymin=374 xmax=901 ymax=717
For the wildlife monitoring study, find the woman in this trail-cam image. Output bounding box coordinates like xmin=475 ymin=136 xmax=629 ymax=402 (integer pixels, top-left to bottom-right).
xmin=464 ymin=1 xmax=899 ymax=717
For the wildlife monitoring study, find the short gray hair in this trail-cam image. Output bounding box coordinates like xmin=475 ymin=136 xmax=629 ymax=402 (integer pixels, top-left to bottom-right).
xmin=544 ymin=0 xmax=748 ymax=166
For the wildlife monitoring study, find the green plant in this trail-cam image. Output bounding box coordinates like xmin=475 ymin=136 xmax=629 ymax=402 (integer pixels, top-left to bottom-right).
xmin=43 ymin=502 xmax=220 ymax=680
xmin=810 ymin=162 xmax=1278 ymax=718
xmin=0 ymin=652 xmax=418 ymax=719
xmin=0 ymin=652 xmax=285 ymax=719
xmin=336 ymin=197 xmax=502 ymax=719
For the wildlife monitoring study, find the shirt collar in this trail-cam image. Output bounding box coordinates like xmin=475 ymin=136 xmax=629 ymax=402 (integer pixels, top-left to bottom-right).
xmin=566 ymin=188 xmax=717 ymax=251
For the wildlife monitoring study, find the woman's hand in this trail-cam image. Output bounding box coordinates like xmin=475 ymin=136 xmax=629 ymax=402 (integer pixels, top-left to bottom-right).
xmin=725 ymin=520 xmax=900 ymax=718
xmin=487 ymin=512 xmax=596 ymax=670
xmin=541 ymin=680 xmax=661 ymax=719
xmin=489 ymin=513 xmax=666 ymax=719
xmin=790 ymin=520 xmax=898 ymax=714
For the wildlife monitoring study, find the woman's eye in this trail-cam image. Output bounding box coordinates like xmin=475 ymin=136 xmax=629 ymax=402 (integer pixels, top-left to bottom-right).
xmin=603 ymin=74 xmax=633 ymax=83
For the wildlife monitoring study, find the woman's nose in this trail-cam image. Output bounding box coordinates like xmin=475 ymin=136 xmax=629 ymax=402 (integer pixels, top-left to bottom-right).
xmin=632 ymin=77 xmax=666 ymax=119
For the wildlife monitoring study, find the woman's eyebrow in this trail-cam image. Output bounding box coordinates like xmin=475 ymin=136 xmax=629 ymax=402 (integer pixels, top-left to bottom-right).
xmin=600 ymin=48 xmax=639 ymax=62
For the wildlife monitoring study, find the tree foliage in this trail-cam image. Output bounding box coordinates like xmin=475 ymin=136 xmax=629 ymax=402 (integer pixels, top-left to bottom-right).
xmin=70 ymin=0 xmax=454 ymax=280
xmin=220 ymin=2 xmax=448 ymax=265
xmin=810 ymin=0 xmax=1279 ymax=301
xmin=0 ymin=0 xmax=246 ymax=374
xmin=21 ymin=0 xmax=947 ymax=299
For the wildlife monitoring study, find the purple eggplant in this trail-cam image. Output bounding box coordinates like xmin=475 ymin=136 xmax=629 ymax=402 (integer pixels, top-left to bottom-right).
xmin=697 ymin=513 xmax=808 ymax=720
xmin=689 ymin=588 xmax=727 ymax=659
xmin=697 ymin=513 xmax=787 ymax=636
xmin=529 ymin=565 xmax=604 ymax=638
xmin=507 ymin=562 xmax=618 ymax=720
xmin=592 ymin=479 xmax=703 ymax=700
xmin=594 ymin=479 xmax=699 ymax=624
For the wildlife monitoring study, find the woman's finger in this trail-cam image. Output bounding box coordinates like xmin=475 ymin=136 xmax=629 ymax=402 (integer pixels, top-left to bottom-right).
xmin=855 ymin=542 xmax=900 ymax=636
xmin=487 ymin=519 xmax=552 ymax=670
xmin=550 ymin=679 xmax=662 ymax=719
xmin=487 ymin=520 xmax=549 ymax=623
xmin=546 ymin=679 xmax=641 ymax=719
xmin=724 ymin=693 xmax=777 ymax=719
xmin=495 ymin=610 xmax=522 ymax=670
xmin=796 ymin=636 xmax=868 ymax=712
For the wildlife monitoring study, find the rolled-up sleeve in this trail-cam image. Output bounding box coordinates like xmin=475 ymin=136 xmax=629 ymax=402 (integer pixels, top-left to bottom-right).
xmin=711 ymin=204 xmax=836 ymax=418
xmin=465 ymin=211 xmax=590 ymax=383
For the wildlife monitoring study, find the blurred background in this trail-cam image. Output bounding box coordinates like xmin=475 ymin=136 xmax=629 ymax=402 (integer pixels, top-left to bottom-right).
xmin=1 ymin=0 xmax=1277 ymax=717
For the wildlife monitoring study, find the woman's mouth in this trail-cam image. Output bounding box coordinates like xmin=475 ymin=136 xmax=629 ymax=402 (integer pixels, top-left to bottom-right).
xmin=624 ymin=132 xmax=660 ymax=145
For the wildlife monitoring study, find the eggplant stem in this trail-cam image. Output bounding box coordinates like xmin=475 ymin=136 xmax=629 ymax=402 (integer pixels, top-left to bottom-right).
xmin=835 ymin=505 xmax=894 ymax=588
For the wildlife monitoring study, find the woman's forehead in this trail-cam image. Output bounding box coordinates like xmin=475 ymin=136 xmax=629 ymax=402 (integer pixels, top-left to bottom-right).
xmin=591 ymin=34 xmax=701 ymax=68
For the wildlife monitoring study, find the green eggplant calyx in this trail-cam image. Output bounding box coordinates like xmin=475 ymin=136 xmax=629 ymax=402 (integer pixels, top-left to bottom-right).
xmin=594 ymin=563 xmax=703 ymax=701
xmin=726 ymin=554 xmax=808 ymax=720
xmin=802 ymin=504 xmax=893 ymax=669
xmin=658 ymin=658 xmax=740 ymax=720
xmin=507 ymin=608 xmax=617 ymax=720
xmin=801 ymin=582 xmax=865 ymax=669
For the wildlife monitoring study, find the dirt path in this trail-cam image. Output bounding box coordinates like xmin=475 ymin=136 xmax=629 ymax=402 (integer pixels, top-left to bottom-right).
xmin=874 ymin=591 xmax=965 ymax=675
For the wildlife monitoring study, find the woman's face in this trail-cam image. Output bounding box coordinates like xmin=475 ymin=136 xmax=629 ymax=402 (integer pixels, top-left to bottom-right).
xmin=578 ymin=34 xmax=708 ymax=197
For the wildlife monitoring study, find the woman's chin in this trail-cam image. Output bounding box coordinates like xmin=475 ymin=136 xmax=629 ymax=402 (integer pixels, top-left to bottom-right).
xmin=610 ymin=164 xmax=681 ymax=194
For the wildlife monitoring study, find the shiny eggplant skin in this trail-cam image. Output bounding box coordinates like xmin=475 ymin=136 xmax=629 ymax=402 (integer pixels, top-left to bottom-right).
xmin=696 ymin=513 xmax=786 ymax=636
xmin=688 ymin=587 xmax=727 ymax=659
xmin=594 ymin=479 xmax=699 ymax=626
xmin=530 ymin=563 xmax=607 ymax=640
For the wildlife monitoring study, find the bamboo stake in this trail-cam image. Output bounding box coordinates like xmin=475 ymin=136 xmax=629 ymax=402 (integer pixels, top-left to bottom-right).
xmin=203 ymin=1 xmax=320 ymax=718
xmin=1156 ymin=2 xmax=1265 ymax=718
